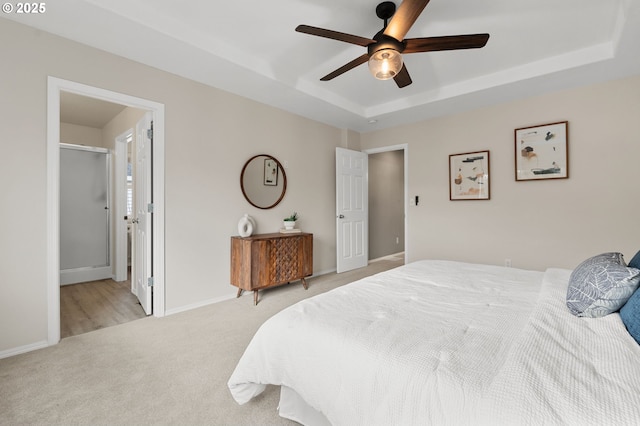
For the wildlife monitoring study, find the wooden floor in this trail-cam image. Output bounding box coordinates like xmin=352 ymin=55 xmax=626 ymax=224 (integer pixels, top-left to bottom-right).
xmin=60 ymin=275 xmax=148 ymax=338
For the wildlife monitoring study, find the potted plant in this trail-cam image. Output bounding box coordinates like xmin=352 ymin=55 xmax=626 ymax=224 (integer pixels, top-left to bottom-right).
xmin=283 ymin=212 xmax=298 ymax=230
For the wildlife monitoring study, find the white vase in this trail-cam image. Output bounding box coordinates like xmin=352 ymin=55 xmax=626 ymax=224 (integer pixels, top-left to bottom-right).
xmin=238 ymin=214 xmax=254 ymax=237
xmin=283 ymin=220 xmax=296 ymax=230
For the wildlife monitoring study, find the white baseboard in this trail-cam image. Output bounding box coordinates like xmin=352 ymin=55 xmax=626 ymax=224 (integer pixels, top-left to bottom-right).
xmin=164 ymin=293 xmax=237 ymax=316
xmin=311 ymin=268 xmax=336 ymax=277
xmin=60 ymin=266 xmax=112 ymax=285
xmin=164 ymin=269 xmax=338 ymax=316
xmin=370 ymin=252 xmax=405 ymax=263
xmin=0 ymin=340 xmax=49 ymax=360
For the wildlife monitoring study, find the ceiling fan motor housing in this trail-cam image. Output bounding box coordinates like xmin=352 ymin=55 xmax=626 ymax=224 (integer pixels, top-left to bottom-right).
xmin=368 ymin=33 xmax=406 ymax=56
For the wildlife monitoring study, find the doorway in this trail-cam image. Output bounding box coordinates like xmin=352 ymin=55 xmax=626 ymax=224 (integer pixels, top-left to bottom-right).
xmin=336 ymin=144 xmax=408 ymax=274
xmin=364 ymin=144 xmax=408 ymax=263
xmin=46 ymin=77 xmax=166 ymax=346
xmin=59 ymin=144 xmax=112 ymax=285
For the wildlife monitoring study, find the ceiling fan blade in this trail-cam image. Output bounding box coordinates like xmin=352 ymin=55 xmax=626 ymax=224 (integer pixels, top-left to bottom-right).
xmin=394 ymin=64 xmax=412 ymax=88
xmin=404 ymin=34 xmax=490 ymax=53
xmin=384 ymin=0 xmax=431 ymax=42
xmin=320 ymin=54 xmax=370 ymax=81
xmin=296 ymin=25 xmax=375 ymax=47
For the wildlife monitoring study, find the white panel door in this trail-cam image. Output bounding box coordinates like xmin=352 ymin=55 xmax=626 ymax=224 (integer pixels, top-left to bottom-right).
xmin=336 ymin=147 xmax=368 ymax=273
xmin=133 ymin=112 xmax=153 ymax=315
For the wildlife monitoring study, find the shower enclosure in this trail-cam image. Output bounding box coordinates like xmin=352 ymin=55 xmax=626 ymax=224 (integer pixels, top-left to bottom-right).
xmin=60 ymin=143 xmax=112 ymax=285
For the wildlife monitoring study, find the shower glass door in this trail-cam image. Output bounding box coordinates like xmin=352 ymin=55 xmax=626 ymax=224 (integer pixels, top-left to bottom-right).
xmin=60 ymin=143 xmax=111 ymax=285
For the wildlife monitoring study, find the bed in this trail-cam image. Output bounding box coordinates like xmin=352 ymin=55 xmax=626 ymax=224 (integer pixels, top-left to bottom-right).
xmin=228 ymin=259 xmax=640 ymax=425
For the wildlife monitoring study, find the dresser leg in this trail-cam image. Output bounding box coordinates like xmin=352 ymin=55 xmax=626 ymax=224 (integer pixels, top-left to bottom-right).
xmin=236 ymin=288 xmax=243 ymax=298
xmin=253 ymin=290 xmax=259 ymax=305
xmin=301 ymin=277 xmax=308 ymax=290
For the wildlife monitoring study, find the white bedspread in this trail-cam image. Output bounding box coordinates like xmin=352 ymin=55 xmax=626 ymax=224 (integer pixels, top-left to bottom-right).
xmin=228 ymin=260 xmax=640 ymax=425
xmin=478 ymin=267 xmax=640 ymax=424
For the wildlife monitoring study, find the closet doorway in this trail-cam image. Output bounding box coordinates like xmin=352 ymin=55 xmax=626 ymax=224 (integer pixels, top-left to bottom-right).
xmin=365 ymin=144 xmax=408 ymax=263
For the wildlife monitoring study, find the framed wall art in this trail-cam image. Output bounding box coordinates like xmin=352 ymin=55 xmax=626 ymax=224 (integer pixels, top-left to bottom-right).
xmin=515 ymin=121 xmax=568 ymax=181
xmin=449 ymin=150 xmax=490 ymax=200
xmin=263 ymin=158 xmax=278 ymax=186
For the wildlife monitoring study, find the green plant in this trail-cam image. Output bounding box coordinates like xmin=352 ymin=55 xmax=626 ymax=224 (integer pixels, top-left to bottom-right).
xmin=284 ymin=212 xmax=298 ymax=221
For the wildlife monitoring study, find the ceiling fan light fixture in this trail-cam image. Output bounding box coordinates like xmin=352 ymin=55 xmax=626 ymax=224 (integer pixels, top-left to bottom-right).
xmin=297 ymin=1 xmax=490 ymax=88
xmin=368 ymin=48 xmax=402 ymax=80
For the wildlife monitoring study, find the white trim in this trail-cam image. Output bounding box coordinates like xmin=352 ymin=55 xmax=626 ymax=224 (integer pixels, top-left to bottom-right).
xmin=164 ymin=294 xmax=237 ymax=316
xmin=46 ymin=82 xmax=61 ymax=345
xmin=363 ymin=144 xmax=409 ymax=264
xmin=369 ymin=251 xmax=405 ymax=263
xmin=47 ymin=77 xmax=166 ymax=349
xmin=60 ymin=142 xmax=109 ymax=153
xmin=363 ymin=143 xmax=407 ymax=154
xmin=165 ymin=268 xmax=340 ymax=315
xmin=114 ymin=129 xmax=133 ymax=283
xmin=60 ymin=266 xmax=113 ymax=286
xmin=311 ymin=268 xmax=336 ymax=277
xmin=0 ymin=340 xmax=49 ymax=360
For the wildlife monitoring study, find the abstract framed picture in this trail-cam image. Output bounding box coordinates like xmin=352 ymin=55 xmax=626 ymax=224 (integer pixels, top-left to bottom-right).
xmin=515 ymin=121 xmax=568 ymax=181
xmin=449 ymin=150 xmax=490 ymax=200
xmin=263 ymin=158 xmax=278 ymax=186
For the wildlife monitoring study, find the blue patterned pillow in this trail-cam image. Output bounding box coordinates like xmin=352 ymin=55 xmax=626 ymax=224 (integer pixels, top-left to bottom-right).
xmin=620 ymin=288 xmax=640 ymax=344
xmin=566 ymin=252 xmax=640 ymax=318
xmin=629 ymin=250 xmax=640 ymax=270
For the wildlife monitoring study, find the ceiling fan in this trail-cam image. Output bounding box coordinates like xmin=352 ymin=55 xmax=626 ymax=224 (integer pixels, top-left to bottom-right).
xmin=295 ymin=0 xmax=490 ymax=88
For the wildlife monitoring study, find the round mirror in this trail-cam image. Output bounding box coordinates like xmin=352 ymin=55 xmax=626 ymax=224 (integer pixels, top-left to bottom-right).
xmin=240 ymin=154 xmax=287 ymax=209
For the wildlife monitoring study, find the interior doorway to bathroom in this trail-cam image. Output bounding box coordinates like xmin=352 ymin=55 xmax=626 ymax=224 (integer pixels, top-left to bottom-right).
xmin=47 ymin=77 xmax=166 ymax=345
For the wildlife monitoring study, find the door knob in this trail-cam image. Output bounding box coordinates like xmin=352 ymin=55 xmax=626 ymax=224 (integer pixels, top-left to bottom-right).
xmin=337 ymin=214 xmax=345 ymax=219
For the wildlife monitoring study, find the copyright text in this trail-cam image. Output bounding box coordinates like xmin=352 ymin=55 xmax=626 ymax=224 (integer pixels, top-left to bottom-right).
xmin=2 ymin=3 xmax=47 ymax=13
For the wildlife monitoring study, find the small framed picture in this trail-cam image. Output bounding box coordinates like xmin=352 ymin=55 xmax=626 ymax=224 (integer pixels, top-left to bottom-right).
xmin=515 ymin=121 xmax=568 ymax=181
xmin=449 ymin=150 xmax=490 ymax=200
xmin=263 ymin=158 xmax=278 ymax=186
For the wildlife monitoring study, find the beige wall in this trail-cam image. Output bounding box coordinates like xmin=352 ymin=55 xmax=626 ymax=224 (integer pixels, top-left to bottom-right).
xmin=0 ymin=19 xmax=342 ymax=355
xmin=362 ymin=74 xmax=640 ymax=271
xmin=60 ymin=122 xmax=103 ymax=147
xmin=101 ymin=107 xmax=147 ymax=151
xmin=369 ymin=150 xmax=405 ymax=259
xmin=2 ymin=16 xmax=639 ymax=356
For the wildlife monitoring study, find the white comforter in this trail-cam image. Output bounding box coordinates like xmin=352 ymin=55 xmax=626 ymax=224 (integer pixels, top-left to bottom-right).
xmin=228 ymin=260 xmax=640 ymax=425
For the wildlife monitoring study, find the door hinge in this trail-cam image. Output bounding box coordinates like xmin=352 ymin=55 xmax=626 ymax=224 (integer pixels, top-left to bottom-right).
xmin=147 ymin=277 xmax=154 ymax=287
xmin=147 ymin=203 xmax=154 ymax=213
xmin=147 ymin=128 xmax=153 ymax=140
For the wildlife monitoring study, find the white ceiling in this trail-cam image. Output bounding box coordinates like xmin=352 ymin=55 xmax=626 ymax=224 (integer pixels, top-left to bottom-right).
xmin=6 ymin=0 xmax=640 ymax=132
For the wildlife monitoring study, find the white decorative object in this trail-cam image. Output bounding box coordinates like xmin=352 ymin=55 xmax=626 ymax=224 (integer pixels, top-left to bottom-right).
xmin=238 ymin=214 xmax=255 ymax=237
xmin=283 ymin=212 xmax=299 ymax=231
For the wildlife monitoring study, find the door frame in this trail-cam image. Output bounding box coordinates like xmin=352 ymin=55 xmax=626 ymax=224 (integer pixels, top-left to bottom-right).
xmin=363 ymin=143 xmax=409 ymax=264
xmin=114 ymin=129 xmax=133 ymax=283
xmin=46 ymin=76 xmax=166 ymax=346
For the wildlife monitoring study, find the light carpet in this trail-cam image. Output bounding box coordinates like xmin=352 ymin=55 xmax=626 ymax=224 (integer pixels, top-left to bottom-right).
xmin=0 ymin=255 xmax=403 ymax=425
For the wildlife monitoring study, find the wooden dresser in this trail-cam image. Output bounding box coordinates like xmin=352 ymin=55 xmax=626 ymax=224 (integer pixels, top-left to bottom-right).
xmin=230 ymin=232 xmax=313 ymax=305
